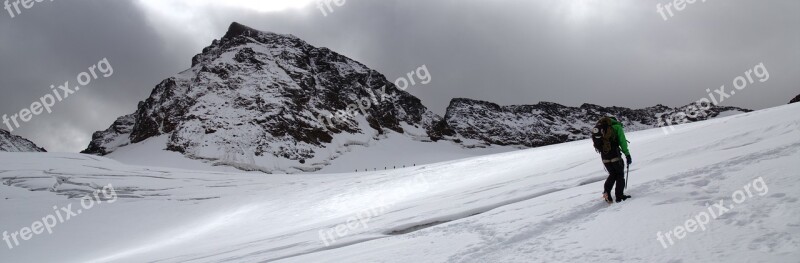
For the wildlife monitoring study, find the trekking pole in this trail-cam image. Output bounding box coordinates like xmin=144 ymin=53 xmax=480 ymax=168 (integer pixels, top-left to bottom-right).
xmin=625 ymin=162 xmax=630 ymax=190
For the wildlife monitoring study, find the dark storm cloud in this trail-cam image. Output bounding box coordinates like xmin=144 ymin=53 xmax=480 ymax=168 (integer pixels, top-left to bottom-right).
xmin=1 ymin=0 xmax=797 ymax=152
xmin=0 ymin=0 xmax=185 ymax=152
xmin=232 ymin=0 xmax=798 ymax=112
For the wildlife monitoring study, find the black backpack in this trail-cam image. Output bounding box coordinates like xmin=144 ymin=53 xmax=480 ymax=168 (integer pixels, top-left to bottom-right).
xmin=592 ymin=117 xmax=619 ymax=158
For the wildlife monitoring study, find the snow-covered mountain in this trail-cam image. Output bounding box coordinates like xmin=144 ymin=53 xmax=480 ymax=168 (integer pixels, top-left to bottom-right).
xmin=83 ymin=22 xmax=445 ymax=173
xmin=82 ymin=22 xmax=750 ymax=173
xmin=442 ymin=98 xmax=749 ymax=147
xmin=791 ymin=93 xmax=799 ymax=104
xmin=0 ymin=129 xmax=46 ymax=152
xmin=2 ymin=103 xmax=798 ymax=262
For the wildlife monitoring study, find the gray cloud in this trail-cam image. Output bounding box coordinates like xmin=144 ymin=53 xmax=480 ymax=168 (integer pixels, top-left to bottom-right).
xmin=1 ymin=0 xmax=797 ymax=152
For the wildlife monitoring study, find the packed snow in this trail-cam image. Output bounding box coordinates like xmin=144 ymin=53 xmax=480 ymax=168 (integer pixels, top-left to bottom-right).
xmin=1 ymin=103 xmax=798 ymax=262
xmin=104 ymin=118 xmax=521 ymax=174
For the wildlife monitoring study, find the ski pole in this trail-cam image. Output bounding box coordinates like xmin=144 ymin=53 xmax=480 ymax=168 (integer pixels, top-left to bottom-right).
xmin=625 ymin=163 xmax=630 ymax=190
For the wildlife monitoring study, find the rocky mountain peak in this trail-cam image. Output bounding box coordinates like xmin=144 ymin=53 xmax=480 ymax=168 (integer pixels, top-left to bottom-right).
xmin=0 ymin=129 xmax=46 ymax=152
xmin=84 ymin=22 xmax=442 ymax=173
xmin=223 ymin=22 xmax=259 ymax=39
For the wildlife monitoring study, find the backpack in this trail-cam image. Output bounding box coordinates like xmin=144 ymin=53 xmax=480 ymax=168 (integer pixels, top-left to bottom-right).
xmin=592 ymin=117 xmax=618 ymax=156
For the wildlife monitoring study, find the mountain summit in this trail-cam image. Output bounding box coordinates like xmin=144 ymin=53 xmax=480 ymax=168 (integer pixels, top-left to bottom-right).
xmin=222 ymin=22 xmax=267 ymax=40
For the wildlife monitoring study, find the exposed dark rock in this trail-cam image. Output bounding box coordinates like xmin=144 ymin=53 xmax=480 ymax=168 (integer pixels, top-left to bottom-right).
xmin=441 ymin=98 xmax=750 ymax=147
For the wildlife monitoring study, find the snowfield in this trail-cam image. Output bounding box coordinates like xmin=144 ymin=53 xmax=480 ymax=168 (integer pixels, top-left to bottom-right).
xmin=1 ymin=103 xmax=798 ymax=262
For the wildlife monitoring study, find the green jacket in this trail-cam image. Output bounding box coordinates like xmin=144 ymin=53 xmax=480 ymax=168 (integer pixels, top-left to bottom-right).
xmin=610 ymin=119 xmax=631 ymax=156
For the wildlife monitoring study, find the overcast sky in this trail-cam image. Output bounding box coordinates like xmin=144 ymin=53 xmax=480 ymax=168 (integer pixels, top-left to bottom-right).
xmin=1 ymin=0 xmax=797 ymax=152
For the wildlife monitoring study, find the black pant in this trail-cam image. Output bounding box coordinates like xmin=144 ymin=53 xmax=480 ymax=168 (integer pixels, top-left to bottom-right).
xmin=603 ymin=159 xmax=626 ymax=199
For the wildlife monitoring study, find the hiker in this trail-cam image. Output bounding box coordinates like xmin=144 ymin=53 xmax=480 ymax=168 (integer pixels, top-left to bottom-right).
xmin=591 ymin=117 xmax=632 ymax=203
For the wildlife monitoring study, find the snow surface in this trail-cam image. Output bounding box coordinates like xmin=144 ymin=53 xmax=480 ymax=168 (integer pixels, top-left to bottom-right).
xmin=105 ymin=119 xmax=521 ymax=174
xmin=1 ymin=103 xmax=798 ymax=262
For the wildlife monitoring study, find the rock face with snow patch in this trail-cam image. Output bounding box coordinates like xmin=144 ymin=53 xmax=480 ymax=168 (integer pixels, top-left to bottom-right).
xmin=791 ymin=94 xmax=800 ymax=104
xmin=83 ymin=114 xmax=135 ymax=155
xmin=0 ymin=129 xmax=46 ymax=152
xmin=441 ymin=98 xmax=750 ymax=147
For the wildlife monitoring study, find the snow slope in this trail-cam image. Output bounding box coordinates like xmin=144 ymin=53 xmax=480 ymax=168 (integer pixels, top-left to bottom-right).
xmin=1 ymin=103 xmax=798 ymax=262
xmin=104 ymin=128 xmax=521 ymax=174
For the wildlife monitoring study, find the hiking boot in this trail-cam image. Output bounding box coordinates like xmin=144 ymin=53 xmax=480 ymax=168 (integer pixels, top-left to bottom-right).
xmin=603 ymin=192 xmax=614 ymax=204
xmin=616 ymin=195 xmax=632 ymax=203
